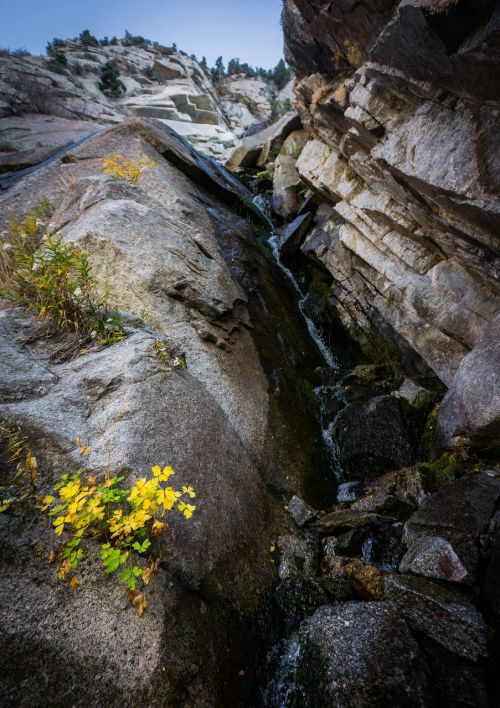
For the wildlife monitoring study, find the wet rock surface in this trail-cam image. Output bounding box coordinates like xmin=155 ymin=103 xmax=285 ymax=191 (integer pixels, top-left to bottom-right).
xmin=332 ymin=395 xmax=419 ymax=481
xmin=268 ymin=602 xmax=430 ymax=707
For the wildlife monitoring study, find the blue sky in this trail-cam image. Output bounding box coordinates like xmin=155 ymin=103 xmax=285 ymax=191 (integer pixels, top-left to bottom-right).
xmin=0 ymin=0 xmax=285 ymax=68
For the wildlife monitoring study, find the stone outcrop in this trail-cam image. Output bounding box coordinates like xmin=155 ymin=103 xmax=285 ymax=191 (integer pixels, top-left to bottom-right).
xmin=280 ymin=0 xmax=500 ymax=453
xmin=0 ymin=117 xmax=333 ymax=706
xmin=0 ymin=42 xmax=287 ymax=167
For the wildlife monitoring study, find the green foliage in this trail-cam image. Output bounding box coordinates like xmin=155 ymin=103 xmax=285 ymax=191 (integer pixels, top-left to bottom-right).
xmin=211 ymin=56 xmax=293 ymax=89
xmin=46 ymin=38 xmax=66 ymax=56
xmin=268 ymin=137 xmax=285 ymax=162
xmin=0 ymin=47 xmax=31 ymax=57
xmin=211 ymin=56 xmax=226 ymax=83
xmin=0 ymin=423 xmax=38 ymax=512
xmin=271 ymin=59 xmax=293 ymax=90
xmin=428 ymin=453 xmax=458 ymax=482
xmin=153 ymin=339 xmax=187 ymax=369
xmin=421 ymin=403 xmax=441 ymax=457
xmin=79 ymin=29 xmax=98 ymax=48
xmin=99 ymin=62 xmax=126 ymax=97
xmin=46 ymin=51 xmax=68 ymax=74
xmin=42 ymin=461 xmax=196 ymax=613
xmin=256 ymin=171 xmax=273 ymax=183
xmin=270 ymin=98 xmax=292 ymax=123
xmin=122 ymin=29 xmax=152 ymax=47
xmin=0 ymin=201 xmax=125 ymax=348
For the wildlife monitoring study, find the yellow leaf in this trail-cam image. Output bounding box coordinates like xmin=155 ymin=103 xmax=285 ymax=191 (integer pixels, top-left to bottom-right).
xmin=151 ymin=520 xmax=165 ymax=535
xmin=79 ymin=445 xmax=91 ymax=457
xmin=70 ymin=576 xmax=81 ymax=590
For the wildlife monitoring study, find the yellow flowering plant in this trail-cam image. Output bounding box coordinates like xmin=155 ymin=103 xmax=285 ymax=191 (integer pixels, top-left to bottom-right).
xmin=42 ymin=458 xmax=196 ymax=615
xmin=102 ymin=153 xmax=157 ymax=186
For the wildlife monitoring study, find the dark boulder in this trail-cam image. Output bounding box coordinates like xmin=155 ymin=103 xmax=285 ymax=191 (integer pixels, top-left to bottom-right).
xmin=268 ymin=602 xmax=430 ymax=707
xmin=403 ymin=472 xmax=500 ymax=576
xmin=385 ymin=574 xmax=487 ymax=662
xmin=331 ymin=395 xmax=419 ymax=481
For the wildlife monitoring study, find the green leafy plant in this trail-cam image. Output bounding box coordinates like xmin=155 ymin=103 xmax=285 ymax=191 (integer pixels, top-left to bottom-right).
xmin=99 ymin=62 xmax=126 ymax=97
xmin=256 ymin=171 xmax=273 ymax=183
xmin=153 ymin=339 xmax=187 ymax=369
xmin=41 ymin=449 xmax=196 ymax=614
xmin=0 ymin=202 xmax=125 ymax=349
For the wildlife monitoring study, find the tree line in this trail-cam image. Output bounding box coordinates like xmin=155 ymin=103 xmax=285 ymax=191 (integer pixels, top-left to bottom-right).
xmin=46 ymin=31 xmax=292 ymax=90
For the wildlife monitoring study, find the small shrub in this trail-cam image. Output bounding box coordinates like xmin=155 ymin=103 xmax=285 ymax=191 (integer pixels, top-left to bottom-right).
xmin=0 ymin=422 xmax=38 ymax=511
xmin=0 ymin=140 xmax=15 ymax=152
xmin=98 ymin=62 xmax=126 ymax=97
xmin=256 ymin=171 xmax=273 ymax=183
xmin=42 ymin=452 xmax=196 ymax=614
xmin=102 ymin=153 xmax=157 ymax=185
xmin=153 ymin=339 xmax=187 ymax=368
xmin=0 ymin=202 xmax=124 ymax=347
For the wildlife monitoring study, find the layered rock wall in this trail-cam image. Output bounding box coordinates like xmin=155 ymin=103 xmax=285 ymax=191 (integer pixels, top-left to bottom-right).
xmin=281 ymin=0 xmax=500 ymax=452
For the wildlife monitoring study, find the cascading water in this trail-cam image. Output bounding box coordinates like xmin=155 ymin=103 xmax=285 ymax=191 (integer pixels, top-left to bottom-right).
xmin=253 ymin=194 xmax=347 ymax=484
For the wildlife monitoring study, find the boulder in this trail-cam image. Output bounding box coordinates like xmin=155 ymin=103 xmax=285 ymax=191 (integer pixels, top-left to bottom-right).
xmin=269 ymin=603 xmax=430 ymax=707
xmin=342 ymin=559 xmax=387 ymax=600
xmin=331 ymin=395 xmax=419 ymax=481
xmin=352 ymin=490 xmax=416 ymax=520
xmin=385 ymin=575 xmax=487 ymax=662
xmin=276 ymin=212 xmax=313 ymax=258
xmin=153 ymin=58 xmax=187 ymax=81
xmin=277 ymin=533 xmax=320 ymax=580
xmin=403 ymin=473 xmax=500 ymax=575
xmin=399 ymin=535 xmax=471 ymax=584
xmin=311 ymin=508 xmax=393 ymax=535
xmin=272 ymin=154 xmax=303 ymax=218
xmin=396 ymin=379 xmax=436 ymax=410
xmin=286 ymin=495 xmax=319 ymax=528
xmin=437 ymin=317 xmax=500 ymax=456
xmin=225 ymin=111 xmax=301 ymax=171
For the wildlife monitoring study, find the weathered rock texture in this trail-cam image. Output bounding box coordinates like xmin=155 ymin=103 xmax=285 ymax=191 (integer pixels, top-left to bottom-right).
xmin=281 ymin=0 xmax=500 ymax=453
xmin=0 ymin=42 xmax=287 ymax=166
xmin=0 ymin=117 xmax=332 ymax=706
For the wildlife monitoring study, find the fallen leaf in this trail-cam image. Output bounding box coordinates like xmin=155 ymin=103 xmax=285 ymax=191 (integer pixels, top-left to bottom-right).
xmin=133 ymin=593 xmax=148 ymax=617
xmin=70 ymin=576 xmax=81 ymax=590
xmin=48 ymin=550 xmax=56 ymax=564
xmin=79 ymin=445 xmax=91 ymax=457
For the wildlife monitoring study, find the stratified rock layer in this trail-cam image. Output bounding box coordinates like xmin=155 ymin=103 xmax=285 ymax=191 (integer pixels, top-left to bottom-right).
xmin=281 ymin=0 xmax=500 ymax=453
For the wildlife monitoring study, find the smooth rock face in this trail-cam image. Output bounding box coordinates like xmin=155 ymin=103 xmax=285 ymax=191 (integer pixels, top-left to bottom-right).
xmin=385 ymin=574 xmax=487 ymax=662
xmin=331 ymin=395 xmax=418 ymax=481
xmin=0 ymin=118 xmax=332 ymax=706
xmin=403 ymin=473 xmax=500 ymax=575
xmin=281 ymin=0 xmax=500 ymax=451
xmin=399 ymin=535 xmax=471 ymax=584
xmin=269 ymin=602 xmax=430 ymax=707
